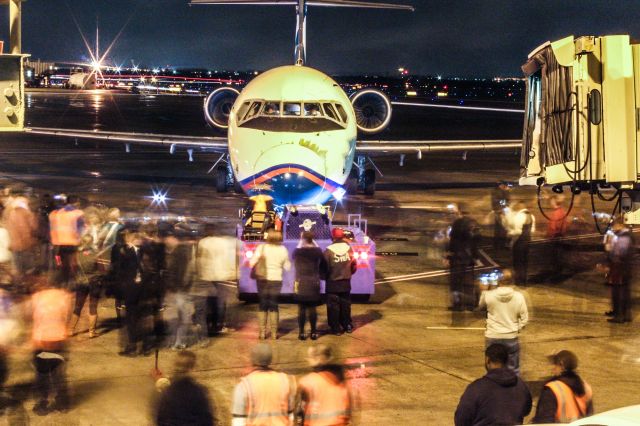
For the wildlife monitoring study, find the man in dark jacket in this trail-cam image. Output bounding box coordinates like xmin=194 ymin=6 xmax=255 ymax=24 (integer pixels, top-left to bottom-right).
xmin=154 ymin=350 xmax=215 ymax=426
xmin=454 ymin=343 xmax=532 ymax=426
xmin=163 ymin=232 xmax=195 ymax=349
xmin=324 ymin=228 xmax=357 ymax=335
xmin=606 ymin=222 xmax=634 ymax=323
xmin=447 ymin=209 xmax=481 ymax=311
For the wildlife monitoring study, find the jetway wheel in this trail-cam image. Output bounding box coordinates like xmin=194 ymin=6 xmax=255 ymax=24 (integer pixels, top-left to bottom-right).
xmin=364 ymin=169 xmax=376 ymax=196
xmin=216 ymin=166 xmax=228 ymax=192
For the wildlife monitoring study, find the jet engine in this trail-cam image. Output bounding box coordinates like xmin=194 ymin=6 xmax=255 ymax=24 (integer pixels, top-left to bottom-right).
xmin=203 ymin=87 xmax=240 ymax=129
xmin=350 ymin=89 xmax=392 ymax=134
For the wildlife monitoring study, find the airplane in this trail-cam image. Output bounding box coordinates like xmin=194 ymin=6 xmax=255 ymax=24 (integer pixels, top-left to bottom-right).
xmin=26 ymin=0 xmax=523 ymax=206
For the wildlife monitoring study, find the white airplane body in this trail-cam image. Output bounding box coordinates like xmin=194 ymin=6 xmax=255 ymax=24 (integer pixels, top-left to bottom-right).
xmin=26 ymin=0 xmax=524 ymax=206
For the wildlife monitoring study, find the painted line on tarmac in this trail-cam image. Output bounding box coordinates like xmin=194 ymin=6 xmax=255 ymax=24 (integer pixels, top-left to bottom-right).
xmin=426 ymin=327 xmax=485 ymax=330
xmin=376 ymin=250 xmax=500 ymax=285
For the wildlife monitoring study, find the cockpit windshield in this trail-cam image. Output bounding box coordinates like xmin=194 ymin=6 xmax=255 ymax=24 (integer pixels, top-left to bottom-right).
xmin=237 ymin=100 xmax=349 ymax=133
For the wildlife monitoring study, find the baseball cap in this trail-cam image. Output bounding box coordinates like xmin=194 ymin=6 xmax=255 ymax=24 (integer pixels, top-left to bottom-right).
xmin=331 ymin=227 xmax=345 ymax=240
xmin=548 ymin=350 xmax=578 ymax=371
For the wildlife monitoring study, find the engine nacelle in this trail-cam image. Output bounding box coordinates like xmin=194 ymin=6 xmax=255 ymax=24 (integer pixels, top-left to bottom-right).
xmin=350 ymin=89 xmax=392 ymax=134
xmin=203 ymin=87 xmax=240 ymax=129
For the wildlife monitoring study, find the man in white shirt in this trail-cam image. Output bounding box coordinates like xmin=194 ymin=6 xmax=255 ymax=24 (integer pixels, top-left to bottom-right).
xmin=503 ymin=202 xmax=536 ymax=285
xmin=478 ymin=270 xmax=528 ymax=375
xmin=196 ymin=224 xmax=238 ymax=335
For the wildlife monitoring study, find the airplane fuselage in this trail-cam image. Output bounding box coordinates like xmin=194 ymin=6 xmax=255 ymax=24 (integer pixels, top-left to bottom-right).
xmin=228 ymin=65 xmax=357 ymax=205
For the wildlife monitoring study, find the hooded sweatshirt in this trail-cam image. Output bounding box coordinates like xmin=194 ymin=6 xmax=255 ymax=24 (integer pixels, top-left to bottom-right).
xmin=455 ymin=367 xmax=532 ymax=426
xmin=479 ymin=286 xmax=528 ymax=339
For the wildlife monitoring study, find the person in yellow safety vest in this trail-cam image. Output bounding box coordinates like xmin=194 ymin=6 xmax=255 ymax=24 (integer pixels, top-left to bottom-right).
xmin=49 ymin=195 xmax=84 ymax=290
xmin=532 ymin=350 xmax=593 ymax=423
xmin=30 ymin=275 xmax=72 ymax=416
xmin=232 ymin=343 xmax=296 ymax=426
xmin=296 ymin=344 xmax=352 ymax=426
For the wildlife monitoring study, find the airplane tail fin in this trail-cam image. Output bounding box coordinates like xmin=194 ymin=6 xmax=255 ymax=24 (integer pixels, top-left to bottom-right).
xmin=190 ymin=0 xmax=413 ymax=11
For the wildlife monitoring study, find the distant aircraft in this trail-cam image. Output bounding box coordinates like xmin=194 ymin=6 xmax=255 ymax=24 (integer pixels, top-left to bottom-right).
xmin=29 ymin=0 xmax=522 ymax=206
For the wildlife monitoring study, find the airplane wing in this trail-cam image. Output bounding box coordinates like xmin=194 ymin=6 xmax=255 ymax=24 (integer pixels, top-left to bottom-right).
xmin=27 ymin=127 xmax=520 ymax=157
xmin=356 ymin=139 xmax=521 ymax=155
xmin=26 ymin=127 xmax=228 ymax=152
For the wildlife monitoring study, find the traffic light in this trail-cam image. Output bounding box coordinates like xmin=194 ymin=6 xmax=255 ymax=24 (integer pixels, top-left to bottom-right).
xmin=0 ymin=54 xmax=26 ymax=131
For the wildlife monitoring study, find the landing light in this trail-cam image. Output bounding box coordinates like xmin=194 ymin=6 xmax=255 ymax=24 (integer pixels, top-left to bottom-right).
xmin=332 ymin=188 xmax=346 ymax=201
xmin=284 ymin=172 xmax=291 ymax=179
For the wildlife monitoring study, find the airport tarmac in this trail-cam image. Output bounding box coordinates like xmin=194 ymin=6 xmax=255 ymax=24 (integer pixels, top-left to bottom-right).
xmin=0 ymin=92 xmax=636 ymax=425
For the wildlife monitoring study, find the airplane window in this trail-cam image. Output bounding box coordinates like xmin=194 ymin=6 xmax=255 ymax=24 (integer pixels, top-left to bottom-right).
xmin=334 ymin=104 xmax=348 ymax=123
xmin=283 ymin=102 xmax=301 ymax=116
xmin=323 ymin=103 xmax=339 ymax=121
xmin=244 ymin=101 xmax=263 ymax=121
xmin=236 ymin=101 xmax=251 ymax=120
xmin=304 ymin=103 xmax=322 ymax=117
xmin=263 ymin=102 xmax=280 ymax=116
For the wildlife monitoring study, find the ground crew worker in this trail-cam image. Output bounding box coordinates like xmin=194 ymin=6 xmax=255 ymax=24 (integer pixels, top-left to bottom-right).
xmin=49 ymin=195 xmax=84 ymax=289
xmin=296 ymin=344 xmax=352 ymax=426
xmin=324 ymin=228 xmax=357 ymax=335
xmin=30 ymin=276 xmax=73 ymax=416
xmin=232 ymin=343 xmax=296 ymax=426
xmin=532 ymin=350 xmax=593 ymax=423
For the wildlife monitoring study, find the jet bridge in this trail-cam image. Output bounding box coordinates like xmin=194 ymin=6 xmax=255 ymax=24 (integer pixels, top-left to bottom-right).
xmin=520 ymin=35 xmax=640 ymax=225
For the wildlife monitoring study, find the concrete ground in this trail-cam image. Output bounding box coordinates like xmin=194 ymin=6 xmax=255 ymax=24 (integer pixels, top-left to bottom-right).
xmin=0 ymin=97 xmax=637 ymax=424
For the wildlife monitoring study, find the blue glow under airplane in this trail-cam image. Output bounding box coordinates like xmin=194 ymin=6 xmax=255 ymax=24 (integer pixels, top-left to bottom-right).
xmin=29 ymin=0 xmax=522 ymax=206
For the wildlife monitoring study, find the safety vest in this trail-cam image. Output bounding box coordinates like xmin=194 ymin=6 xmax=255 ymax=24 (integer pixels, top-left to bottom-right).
xmin=49 ymin=208 xmax=83 ymax=246
xmin=32 ymin=288 xmax=71 ymax=349
xmin=241 ymin=370 xmax=293 ymax=426
xmin=299 ymin=371 xmax=351 ymax=426
xmin=546 ymin=380 xmax=592 ymax=423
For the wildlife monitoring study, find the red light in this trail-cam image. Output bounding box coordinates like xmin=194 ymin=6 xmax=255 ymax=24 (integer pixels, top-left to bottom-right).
xmin=443 ymin=85 xmax=448 ymax=90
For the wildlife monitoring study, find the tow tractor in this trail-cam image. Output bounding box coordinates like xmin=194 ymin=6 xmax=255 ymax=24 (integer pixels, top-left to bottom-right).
xmin=237 ymin=205 xmax=375 ymax=301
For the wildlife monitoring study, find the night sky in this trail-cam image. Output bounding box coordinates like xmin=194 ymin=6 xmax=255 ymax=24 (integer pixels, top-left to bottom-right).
xmin=1 ymin=1 xmax=639 ymax=77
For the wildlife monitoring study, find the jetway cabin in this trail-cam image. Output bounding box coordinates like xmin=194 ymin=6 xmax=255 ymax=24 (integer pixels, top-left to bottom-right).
xmin=520 ymin=35 xmax=640 ymax=224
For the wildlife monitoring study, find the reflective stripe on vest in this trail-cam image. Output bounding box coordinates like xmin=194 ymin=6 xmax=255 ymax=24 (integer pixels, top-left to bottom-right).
xmin=50 ymin=209 xmax=83 ymax=246
xmin=300 ymin=371 xmax=351 ymax=426
xmin=546 ymin=380 xmax=592 ymax=422
xmin=242 ymin=370 xmax=291 ymax=426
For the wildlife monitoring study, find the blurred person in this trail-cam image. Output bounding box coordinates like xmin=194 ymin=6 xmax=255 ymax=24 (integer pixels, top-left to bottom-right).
xmin=35 ymin=193 xmax=55 ymax=273
xmin=0 ymin=216 xmax=13 ymax=285
xmin=163 ymin=231 xmax=195 ymax=350
xmin=154 ymin=350 xmax=216 ymax=426
xmin=231 ymin=343 xmax=295 ymax=425
xmin=82 ymin=207 xmax=103 ymax=250
xmin=30 ymin=275 xmax=72 ymax=415
xmin=140 ymin=226 xmax=166 ymax=351
xmin=504 ymin=201 xmax=535 ymax=285
xmin=491 ymin=180 xmax=510 ymax=250
xmin=196 ymin=223 xmax=237 ymax=336
xmin=324 ymin=228 xmax=357 ymax=336
xmin=446 ymin=208 xmax=481 ymax=311
xmin=107 ymin=228 xmax=127 ymax=325
xmin=113 ymin=231 xmax=145 ymax=356
xmin=532 ymin=350 xmax=593 ymax=423
xmin=478 ymin=270 xmax=528 ymax=374
xmin=546 ymin=195 xmax=568 ymax=280
xmin=293 ymin=231 xmax=327 ymax=341
xmin=68 ymin=235 xmax=102 ymax=338
xmin=606 ymin=221 xmax=634 ymax=323
xmin=296 ymin=344 xmax=352 ymax=426
xmin=49 ymin=195 xmax=85 ymax=290
xmin=3 ymin=192 xmax=37 ymax=280
xmin=454 ymin=343 xmax=531 ymax=426
xmin=249 ymin=230 xmax=290 ymax=340
xmin=97 ymin=207 xmax=123 ymax=250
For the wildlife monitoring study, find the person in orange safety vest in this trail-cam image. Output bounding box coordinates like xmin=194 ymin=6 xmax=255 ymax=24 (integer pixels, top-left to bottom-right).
xmin=49 ymin=195 xmax=84 ymax=290
xmin=30 ymin=275 xmax=73 ymax=416
xmin=296 ymin=344 xmax=352 ymax=426
xmin=532 ymin=350 xmax=593 ymax=423
xmin=232 ymin=343 xmax=296 ymax=426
